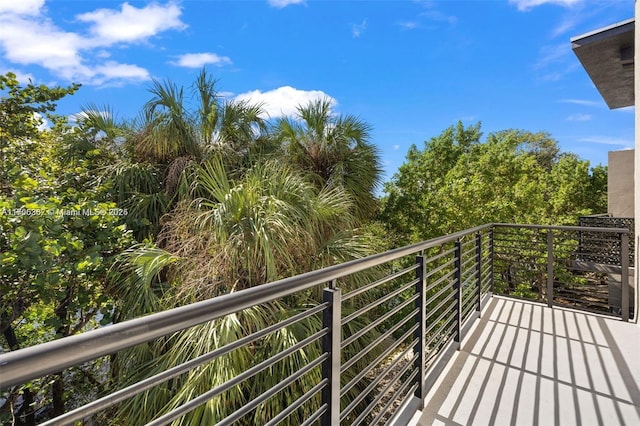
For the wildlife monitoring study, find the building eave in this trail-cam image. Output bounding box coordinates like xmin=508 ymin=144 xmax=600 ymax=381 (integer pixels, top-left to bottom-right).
xmin=571 ymin=18 xmax=635 ymax=109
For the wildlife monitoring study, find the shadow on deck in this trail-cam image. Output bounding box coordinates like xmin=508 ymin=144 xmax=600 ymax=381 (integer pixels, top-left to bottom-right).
xmin=415 ymin=297 xmax=640 ymax=426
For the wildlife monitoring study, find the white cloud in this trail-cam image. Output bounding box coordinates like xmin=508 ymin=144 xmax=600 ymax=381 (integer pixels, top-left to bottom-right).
xmin=551 ymin=14 xmax=581 ymax=38
xmin=77 ymin=2 xmax=186 ymax=46
xmin=0 ymin=14 xmax=147 ymax=83
xmin=509 ymin=0 xmax=582 ymax=12
xmin=392 ymin=144 xmax=400 ymax=150
xmin=566 ymin=113 xmax=591 ymax=121
xmin=234 ymin=86 xmax=336 ymax=119
xmin=533 ymin=43 xmax=580 ymax=82
xmin=92 ymin=61 xmax=150 ymax=83
xmin=267 ymin=0 xmax=305 ymax=8
xmin=560 ymin=99 xmax=603 ymax=108
xmin=34 ymin=112 xmax=50 ymax=131
xmin=577 ymin=136 xmax=633 ymax=147
xmin=0 ymin=0 xmax=45 ymax=16
xmin=0 ymin=16 xmax=86 ymax=73
xmin=171 ymin=53 xmax=232 ymax=68
xmin=0 ymin=1 xmax=184 ymax=85
xmin=398 ymin=21 xmax=419 ymax=30
xmin=351 ymin=19 xmax=367 ymax=38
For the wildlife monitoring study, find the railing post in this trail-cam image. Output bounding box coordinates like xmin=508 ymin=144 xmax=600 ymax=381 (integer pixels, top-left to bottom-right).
xmin=454 ymin=239 xmax=462 ymax=346
xmin=621 ymin=232 xmax=630 ymax=321
xmin=414 ymin=255 xmax=426 ymax=406
xmin=476 ymin=232 xmax=482 ymax=314
xmin=322 ymin=281 xmax=341 ymax=426
xmin=489 ymin=228 xmax=494 ymax=294
xmin=547 ymin=230 xmax=554 ymax=308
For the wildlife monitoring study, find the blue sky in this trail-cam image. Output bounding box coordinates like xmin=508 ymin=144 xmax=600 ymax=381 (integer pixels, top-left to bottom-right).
xmin=0 ymin=0 xmax=635 ymax=184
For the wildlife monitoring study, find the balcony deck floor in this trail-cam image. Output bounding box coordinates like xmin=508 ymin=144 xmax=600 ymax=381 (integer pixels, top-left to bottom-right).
xmin=415 ymin=297 xmax=640 ymax=426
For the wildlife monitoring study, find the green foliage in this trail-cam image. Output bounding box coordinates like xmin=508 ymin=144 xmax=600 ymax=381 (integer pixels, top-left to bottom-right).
xmin=381 ymin=122 xmax=609 ymax=308
xmin=0 ymin=73 xmax=133 ymax=423
xmin=104 ymin=154 xmax=387 ymax=424
xmin=85 ymin=69 xmax=272 ymax=240
xmin=276 ymin=98 xmax=383 ymax=220
xmin=0 ymin=70 xmax=389 ymax=424
xmin=381 ymin=122 xmax=607 ymax=243
xmin=0 ymin=72 xmax=79 ymax=141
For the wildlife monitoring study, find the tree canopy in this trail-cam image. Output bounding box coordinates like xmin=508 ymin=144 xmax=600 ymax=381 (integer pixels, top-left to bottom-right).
xmin=381 ymin=122 xmax=607 ymax=244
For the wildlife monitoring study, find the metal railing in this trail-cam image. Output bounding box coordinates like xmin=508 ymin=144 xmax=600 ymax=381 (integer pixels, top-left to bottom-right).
xmin=0 ymin=224 xmax=632 ymax=425
xmin=578 ymin=215 xmax=635 ymax=267
xmin=493 ymin=224 xmax=632 ymax=319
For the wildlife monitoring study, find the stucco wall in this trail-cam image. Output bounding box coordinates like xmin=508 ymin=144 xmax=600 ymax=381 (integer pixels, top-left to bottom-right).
xmin=609 ymin=149 xmax=635 ymax=217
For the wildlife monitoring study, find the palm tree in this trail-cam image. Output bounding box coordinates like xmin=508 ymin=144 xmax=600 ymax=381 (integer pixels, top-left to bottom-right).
xmin=76 ymin=70 xmax=269 ymax=240
xmin=72 ymin=78 xmax=389 ymax=424
xmin=276 ymin=98 xmax=383 ymax=220
xmin=107 ymin=157 xmax=387 ymax=425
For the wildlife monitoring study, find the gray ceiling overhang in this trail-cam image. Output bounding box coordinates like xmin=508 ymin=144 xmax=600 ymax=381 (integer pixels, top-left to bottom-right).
xmin=571 ymin=18 xmax=635 ymax=109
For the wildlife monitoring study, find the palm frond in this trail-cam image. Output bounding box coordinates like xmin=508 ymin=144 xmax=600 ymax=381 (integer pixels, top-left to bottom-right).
xmin=109 ymin=243 xmax=178 ymax=319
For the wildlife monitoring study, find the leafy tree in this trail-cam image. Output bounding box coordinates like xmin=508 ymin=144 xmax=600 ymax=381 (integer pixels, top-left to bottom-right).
xmin=0 ymin=73 xmax=133 ymax=424
xmin=381 ymin=122 xmax=608 ymax=302
xmin=381 ymin=122 xmax=607 ymax=243
xmin=0 ymin=73 xmax=80 ymax=195
xmin=380 ymin=122 xmax=481 ymax=243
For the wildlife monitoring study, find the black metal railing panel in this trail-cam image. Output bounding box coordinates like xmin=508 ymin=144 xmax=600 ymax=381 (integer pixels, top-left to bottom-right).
xmin=578 ymin=215 xmax=634 ymax=267
xmin=492 ymin=224 xmax=632 ymax=320
xmin=0 ymin=223 xmax=632 ymax=425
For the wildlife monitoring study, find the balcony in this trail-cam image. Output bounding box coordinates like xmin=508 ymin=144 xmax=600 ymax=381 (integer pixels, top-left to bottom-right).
xmin=0 ymin=223 xmax=635 ymax=425
xmin=416 ymin=296 xmax=640 ymax=425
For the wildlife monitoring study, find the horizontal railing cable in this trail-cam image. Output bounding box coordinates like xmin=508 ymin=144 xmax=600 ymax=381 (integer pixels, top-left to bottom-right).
xmin=216 ymin=354 xmax=328 ymax=426
xmin=146 ymin=329 xmax=327 ymax=426
xmin=342 ymin=344 xmax=418 ymax=422
xmin=341 ymin=324 xmax=418 ymax=395
xmin=424 ymin=256 xmax=457 ymax=280
xmin=341 ymin=313 xmax=418 ymax=376
xmin=426 ymin=293 xmax=456 ymax=319
xmin=424 ymin=246 xmax=458 ymax=265
xmin=342 ymin=263 xmax=419 ymax=301
xmin=300 ymin=404 xmax=327 ymax=426
xmin=369 ymin=369 xmax=420 ymax=426
xmin=39 ymin=303 xmax=329 ymax=426
xmin=341 ymin=278 xmax=418 ymax=325
xmin=263 ymin=380 xmax=328 ymax=426
xmin=425 ymin=269 xmax=457 ymax=294
xmin=378 ymin=381 xmax=420 ymax=426
xmin=425 ymin=300 xmax=458 ymax=337
xmin=341 ymin=294 xmax=419 ymax=348
xmin=426 ymin=281 xmax=455 ymax=306
xmin=349 ymin=356 xmax=419 ymax=426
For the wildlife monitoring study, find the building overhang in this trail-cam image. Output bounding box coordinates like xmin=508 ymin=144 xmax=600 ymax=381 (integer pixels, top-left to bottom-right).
xmin=571 ymin=18 xmax=635 ymax=109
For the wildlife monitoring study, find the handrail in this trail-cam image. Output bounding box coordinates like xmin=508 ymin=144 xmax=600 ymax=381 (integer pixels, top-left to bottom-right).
xmin=0 ymin=224 xmax=490 ymax=389
xmin=493 ymin=223 xmax=630 ymax=233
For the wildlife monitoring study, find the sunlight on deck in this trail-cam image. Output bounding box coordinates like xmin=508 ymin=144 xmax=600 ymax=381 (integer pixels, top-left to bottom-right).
xmin=416 ymin=297 xmax=640 ymax=426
